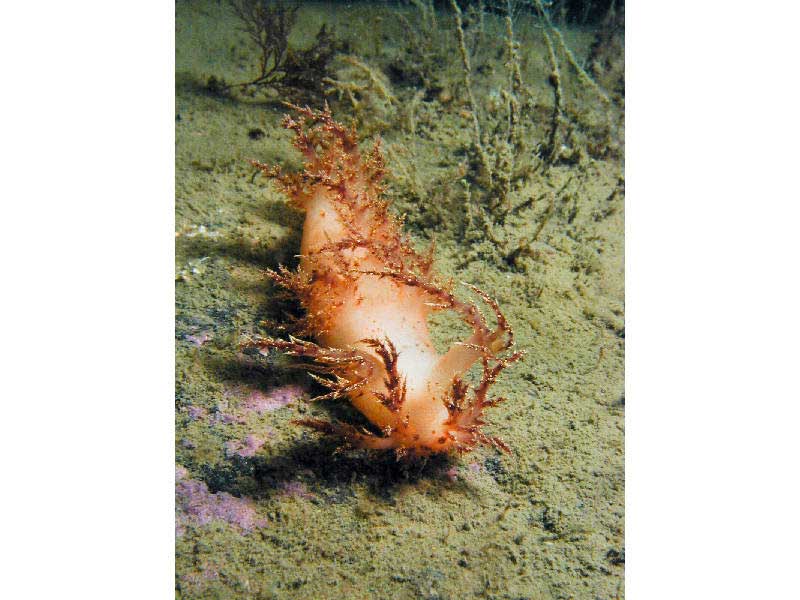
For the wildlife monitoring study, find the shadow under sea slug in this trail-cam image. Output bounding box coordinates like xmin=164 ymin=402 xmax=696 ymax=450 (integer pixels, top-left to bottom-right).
xmin=248 ymin=104 xmax=523 ymax=458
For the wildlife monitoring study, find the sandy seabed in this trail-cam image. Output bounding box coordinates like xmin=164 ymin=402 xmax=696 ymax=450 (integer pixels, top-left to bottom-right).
xmin=175 ymin=1 xmax=624 ymax=598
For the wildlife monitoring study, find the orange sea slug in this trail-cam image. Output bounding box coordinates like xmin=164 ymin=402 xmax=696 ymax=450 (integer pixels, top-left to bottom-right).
xmin=249 ymin=105 xmax=522 ymax=457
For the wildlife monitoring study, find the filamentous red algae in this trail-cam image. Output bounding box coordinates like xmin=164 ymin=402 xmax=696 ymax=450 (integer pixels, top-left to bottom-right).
xmin=249 ymin=104 xmax=523 ymax=458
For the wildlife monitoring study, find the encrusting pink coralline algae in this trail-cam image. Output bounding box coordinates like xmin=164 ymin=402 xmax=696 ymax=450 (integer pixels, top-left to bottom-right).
xmin=175 ymin=466 xmax=266 ymax=536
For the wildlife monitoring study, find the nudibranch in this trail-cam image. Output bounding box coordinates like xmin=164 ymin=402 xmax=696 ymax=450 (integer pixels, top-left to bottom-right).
xmin=249 ymin=104 xmax=523 ymax=457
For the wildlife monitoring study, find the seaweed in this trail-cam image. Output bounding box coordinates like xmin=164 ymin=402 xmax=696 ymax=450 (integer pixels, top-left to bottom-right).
xmin=438 ymin=0 xmax=624 ymax=272
xmin=208 ymin=0 xmax=346 ymax=103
